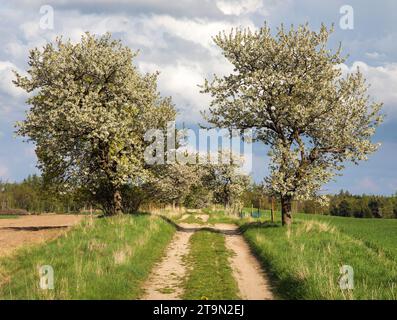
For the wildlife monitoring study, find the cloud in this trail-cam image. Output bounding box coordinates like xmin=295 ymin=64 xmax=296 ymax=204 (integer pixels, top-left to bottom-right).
xmin=365 ymin=51 xmax=386 ymax=60
xmin=216 ymin=0 xmax=265 ymax=16
xmin=0 ymin=61 xmax=27 ymax=98
xmin=0 ymin=61 xmax=29 ymax=120
xmin=7 ymin=0 xmax=226 ymax=20
xmin=0 ymin=8 xmax=252 ymax=123
xmin=341 ymin=61 xmax=397 ymax=119
xmin=123 ymin=14 xmax=255 ymax=52
xmin=142 ymin=61 xmax=210 ymax=120
xmin=126 ymin=14 xmax=244 ymax=123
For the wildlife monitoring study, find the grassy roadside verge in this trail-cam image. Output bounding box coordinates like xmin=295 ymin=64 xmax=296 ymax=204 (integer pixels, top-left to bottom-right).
xmin=242 ymin=219 xmax=397 ymax=299
xmin=183 ymin=231 xmax=240 ymax=300
xmin=0 ymin=214 xmax=175 ymax=299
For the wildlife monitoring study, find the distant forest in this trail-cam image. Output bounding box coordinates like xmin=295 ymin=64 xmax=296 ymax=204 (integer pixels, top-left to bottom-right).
xmin=244 ymin=186 xmax=397 ymax=219
xmin=1 ymin=175 xmax=397 ymax=219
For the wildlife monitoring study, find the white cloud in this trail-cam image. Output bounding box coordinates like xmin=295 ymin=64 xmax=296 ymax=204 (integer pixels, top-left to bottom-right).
xmin=0 ymin=61 xmax=28 ymax=98
xmin=140 ymin=61 xmax=211 ymax=122
xmin=365 ymin=51 xmax=386 ymax=60
xmin=136 ymin=14 xmax=255 ymax=51
xmin=216 ymin=0 xmax=265 ymax=16
xmin=20 ymin=21 xmax=42 ymax=40
xmin=341 ymin=61 xmax=397 ymax=119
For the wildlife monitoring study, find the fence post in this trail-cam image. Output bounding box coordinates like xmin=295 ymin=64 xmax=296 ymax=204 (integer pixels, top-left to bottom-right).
xmin=271 ymin=196 xmax=275 ymax=223
xmin=258 ymin=199 xmax=261 ymax=216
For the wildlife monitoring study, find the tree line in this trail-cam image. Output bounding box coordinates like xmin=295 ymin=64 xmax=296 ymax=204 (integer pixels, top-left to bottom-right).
xmin=242 ymin=185 xmax=397 ymax=219
xmin=327 ymin=190 xmax=397 ymax=219
xmin=0 ymin=157 xmax=250 ymax=215
xmin=0 ymin=175 xmax=83 ymax=214
xmin=2 ymin=177 xmax=396 ymax=219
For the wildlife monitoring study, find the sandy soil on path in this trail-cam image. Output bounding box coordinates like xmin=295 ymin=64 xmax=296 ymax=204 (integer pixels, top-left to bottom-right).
xmin=225 ymin=233 xmax=274 ymax=300
xmin=196 ymin=214 xmax=209 ymax=222
xmin=142 ymin=218 xmax=274 ymax=300
xmin=0 ymin=215 xmax=85 ymax=257
xmin=141 ymin=230 xmax=193 ymax=300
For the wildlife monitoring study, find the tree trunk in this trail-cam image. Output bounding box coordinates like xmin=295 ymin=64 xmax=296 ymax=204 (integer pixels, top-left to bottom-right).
xmin=113 ymin=189 xmax=123 ymax=215
xmin=281 ymin=196 xmax=292 ymax=226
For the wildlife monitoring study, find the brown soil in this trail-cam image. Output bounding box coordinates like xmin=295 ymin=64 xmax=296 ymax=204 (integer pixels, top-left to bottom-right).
xmin=0 ymin=214 xmax=85 ymax=257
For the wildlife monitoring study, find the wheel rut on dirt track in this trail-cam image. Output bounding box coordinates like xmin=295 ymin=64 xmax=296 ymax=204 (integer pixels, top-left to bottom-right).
xmin=225 ymin=232 xmax=274 ymax=299
xmin=142 ymin=230 xmax=193 ymax=299
xmin=141 ymin=215 xmax=274 ymax=300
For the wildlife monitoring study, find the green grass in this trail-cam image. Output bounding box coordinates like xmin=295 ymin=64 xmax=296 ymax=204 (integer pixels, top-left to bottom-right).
xmin=0 ymin=214 xmax=175 ymax=299
xmin=182 ymin=230 xmax=240 ymax=300
xmin=202 ymin=207 xmax=276 ymax=225
xmin=242 ymin=218 xmax=397 ymax=299
xmin=177 ymin=214 xmax=205 ymax=224
xmin=295 ymin=213 xmax=397 ymax=261
xmin=206 ymin=211 xmax=238 ymax=225
xmin=0 ymin=215 xmax=19 ymax=219
xmin=176 ymin=211 xmax=238 ymax=225
xmin=207 ymin=215 xmax=237 ymax=224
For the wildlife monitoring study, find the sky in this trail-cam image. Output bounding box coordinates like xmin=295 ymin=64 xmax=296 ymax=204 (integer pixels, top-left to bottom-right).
xmin=0 ymin=0 xmax=396 ymax=195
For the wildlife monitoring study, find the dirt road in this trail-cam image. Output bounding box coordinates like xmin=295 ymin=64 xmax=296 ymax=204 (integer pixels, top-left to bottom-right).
xmin=142 ymin=230 xmax=193 ymax=299
xmin=0 ymin=215 xmax=85 ymax=257
xmin=225 ymin=233 xmax=273 ymax=299
xmin=142 ymin=215 xmax=274 ymax=300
